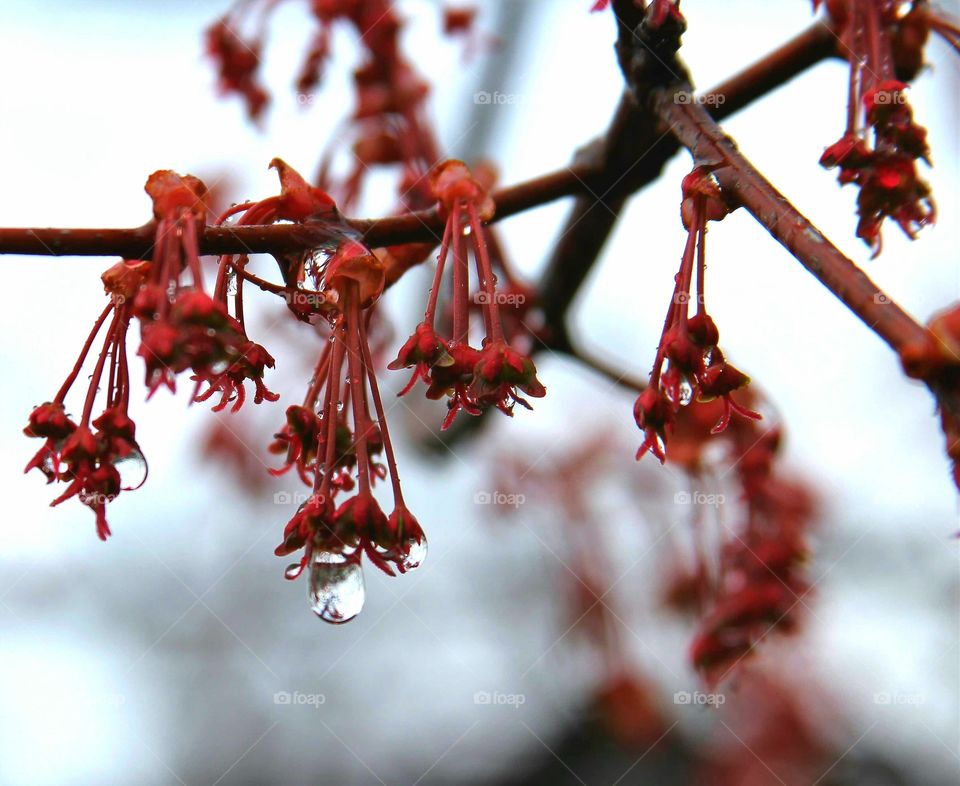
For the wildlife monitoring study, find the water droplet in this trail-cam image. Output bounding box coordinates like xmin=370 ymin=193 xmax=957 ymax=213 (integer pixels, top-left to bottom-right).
xmin=284 ymin=562 xmax=304 ymax=580
xmin=679 ymin=379 xmax=694 ymax=406
xmin=401 ymin=534 xmax=428 ymax=571
xmin=308 ymin=551 xmax=365 ymax=623
xmin=115 ymin=449 xmax=148 ymax=490
xmin=336 ymin=400 xmax=345 ymax=413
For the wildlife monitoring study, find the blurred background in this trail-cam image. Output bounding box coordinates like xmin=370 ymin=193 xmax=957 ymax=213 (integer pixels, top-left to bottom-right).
xmin=0 ymin=1 xmax=957 ymax=784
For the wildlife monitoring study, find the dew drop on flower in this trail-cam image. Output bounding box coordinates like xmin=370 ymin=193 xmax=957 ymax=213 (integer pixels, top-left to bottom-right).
xmin=284 ymin=562 xmax=304 ymax=580
xmin=308 ymin=551 xmax=365 ymax=624
xmin=116 ymin=449 xmax=148 ymax=490
xmin=401 ymin=534 xmax=428 ymax=571
xmin=679 ymin=379 xmax=694 ymax=406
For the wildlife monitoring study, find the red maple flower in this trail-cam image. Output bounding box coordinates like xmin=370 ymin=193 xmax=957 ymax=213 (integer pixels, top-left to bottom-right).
xmin=634 ymin=166 xmax=759 ymax=463
xmin=389 ymin=160 xmax=545 ymax=429
xmin=816 ymin=1 xmax=937 ymax=254
xmin=272 ymin=239 xmax=426 ymax=623
xmin=24 ymin=265 xmax=147 ymax=539
xmin=205 ymin=17 xmax=269 ymax=121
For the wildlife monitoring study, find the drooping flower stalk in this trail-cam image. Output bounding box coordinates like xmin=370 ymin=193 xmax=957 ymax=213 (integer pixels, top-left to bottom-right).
xmin=133 ymin=170 xmax=279 ymax=411
xmin=635 ymin=166 xmax=759 ymax=464
xmin=273 ymin=240 xmax=426 ymax=624
xmin=815 ymin=0 xmax=940 ymax=255
xmin=686 ymin=412 xmax=815 ymax=687
xmin=24 ymin=262 xmax=149 ymax=540
xmin=390 ymin=160 xmax=546 ymax=430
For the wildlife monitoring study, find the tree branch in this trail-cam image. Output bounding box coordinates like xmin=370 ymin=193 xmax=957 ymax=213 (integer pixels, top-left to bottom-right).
xmin=0 ymin=164 xmax=592 ymax=259
xmin=653 ymin=94 xmax=927 ymax=355
xmin=536 ymin=22 xmax=838 ymax=350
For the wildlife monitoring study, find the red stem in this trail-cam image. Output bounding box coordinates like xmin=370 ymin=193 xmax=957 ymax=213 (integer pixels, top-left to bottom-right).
xmin=80 ymin=311 xmax=120 ymax=426
xmin=344 ymin=286 xmax=372 ymax=496
xmin=654 ymin=92 xmax=945 ymax=405
xmin=425 ymin=212 xmax=453 ymax=328
xmin=467 ymin=203 xmax=504 ymax=344
xmin=359 ymin=316 xmax=405 ymax=507
xmin=55 ymin=303 xmax=113 ymax=404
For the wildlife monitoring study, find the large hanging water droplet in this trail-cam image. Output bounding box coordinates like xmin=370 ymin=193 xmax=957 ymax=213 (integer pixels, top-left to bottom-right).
xmin=285 ymin=562 xmax=305 ymax=580
xmin=308 ymin=551 xmax=365 ymax=624
xmin=115 ymin=449 xmax=148 ymax=490
xmin=401 ymin=534 xmax=428 ymax=572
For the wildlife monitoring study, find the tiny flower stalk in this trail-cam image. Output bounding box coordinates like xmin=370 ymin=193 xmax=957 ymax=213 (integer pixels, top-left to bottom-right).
xmin=815 ymin=0 xmax=943 ymax=255
xmin=635 ymin=167 xmax=759 ymax=463
xmin=390 ymin=160 xmax=546 ymax=430
xmin=274 ymin=240 xmax=426 ymax=624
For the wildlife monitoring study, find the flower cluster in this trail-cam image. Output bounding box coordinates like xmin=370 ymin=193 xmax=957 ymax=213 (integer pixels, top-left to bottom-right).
xmin=815 ymin=1 xmax=939 ymax=255
xmin=654 ymin=395 xmax=815 ymax=686
xmin=389 ymin=160 xmax=546 ymax=429
xmin=23 ymin=166 xmax=324 ymax=541
xmin=135 ymin=170 xmax=278 ymax=411
xmin=24 ymin=269 xmax=145 ymax=540
xmin=206 ymin=16 xmax=269 ymax=121
xmin=634 ymin=167 xmax=759 ymax=464
xmin=688 ymin=423 xmax=814 ymax=686
xmin=207 ymin=0 xmax=440 ymax=212
xmin=272 ymin=240 xmax=426 ymax=624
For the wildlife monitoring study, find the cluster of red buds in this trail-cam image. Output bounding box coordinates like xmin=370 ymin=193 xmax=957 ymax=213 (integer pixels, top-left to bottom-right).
xmin=813 ymin=0 xmax=957 ymax=254
xmin=658 ymin=396 xmax=815 ymax=686
xmin=205 ymin=12 xmax=269 ymax=121
xmin=389 ymin=160 xmax=546 ymax=429
xmin=271 ymin=240 xmax=425 ymax=623
xmin=634 ymin=167 xmax=759 ymax=464
xmin=136 ymin=171 xmax=279 ymax=410
xmin=206 ymin=0 xmax=440 ymax=212
xmin=23 ymin=296 xmax=143 ymax=541
xmin=24 ymin=170 xmax=286 ymax=538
